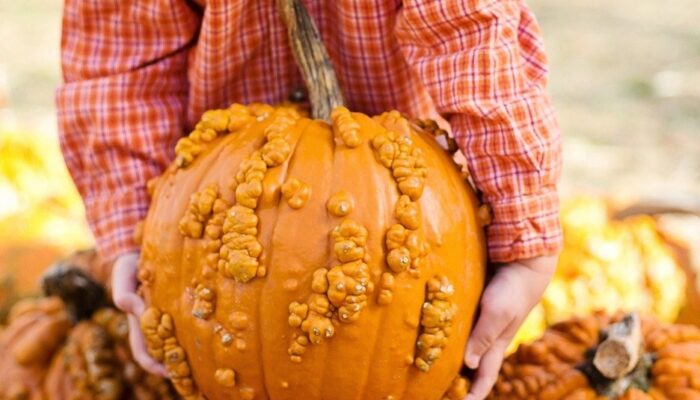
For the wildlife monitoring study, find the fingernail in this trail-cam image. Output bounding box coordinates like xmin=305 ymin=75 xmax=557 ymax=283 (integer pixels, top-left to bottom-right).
xmin=465 ymin=353 xmax=480 ymax=369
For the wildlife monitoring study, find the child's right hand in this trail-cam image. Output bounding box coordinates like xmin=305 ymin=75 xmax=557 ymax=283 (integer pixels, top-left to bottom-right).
xmin=112 ymin=251 xmax=168 ymax=377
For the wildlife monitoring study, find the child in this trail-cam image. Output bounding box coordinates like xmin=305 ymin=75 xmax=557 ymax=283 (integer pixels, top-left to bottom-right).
xmin=58 ymin=1 xmax=561 ymax=398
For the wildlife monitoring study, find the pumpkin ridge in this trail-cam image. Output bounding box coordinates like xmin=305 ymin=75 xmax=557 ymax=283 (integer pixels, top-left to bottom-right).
xmin=147 ymin=112 xmax=272 ymax=399
xmin=360 ymin=133 xmax=406 ymax=399
xmin=318 ymin=115 xmax=389 ymax=399
xmin=202 ymin=108 xmax=302 ymax=398
xmin=253 ymin=116 xmax=312 ymax=400
xmin=218 ymin=107 xmax=301 ymax=283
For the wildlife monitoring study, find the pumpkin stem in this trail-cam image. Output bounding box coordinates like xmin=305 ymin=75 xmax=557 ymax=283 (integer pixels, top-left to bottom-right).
xmin=579 ymin=313 xmax=654 ymax=398
xmin=594 ymin=313 xmax=642 ymax=379
xmin=277 ymin=0 xmax=344 ymax=122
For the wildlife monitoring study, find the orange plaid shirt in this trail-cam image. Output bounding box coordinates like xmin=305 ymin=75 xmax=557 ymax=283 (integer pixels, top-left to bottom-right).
xmin=58 ymin=0 xmax=562 ymax=263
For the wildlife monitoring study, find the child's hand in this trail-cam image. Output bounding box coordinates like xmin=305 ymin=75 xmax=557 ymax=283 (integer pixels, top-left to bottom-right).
xmin=464 ymin=255 xmax=558 ymax=400
xmin=112 ymin=251 xmax=168 ymax=377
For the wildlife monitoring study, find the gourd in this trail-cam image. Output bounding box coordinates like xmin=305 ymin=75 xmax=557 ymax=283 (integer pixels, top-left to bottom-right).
xmin=490 ymin=312 xmax=700 ymax=399
xmin=137 ymin=0 xmax=486 ymax=399
xmin=0 ymin=259 xmax=175 ymax=400
xmin=44 ymin=308 xmax=175 ymax=400
xmin=0 ymin=297 xmax=71 ymax=400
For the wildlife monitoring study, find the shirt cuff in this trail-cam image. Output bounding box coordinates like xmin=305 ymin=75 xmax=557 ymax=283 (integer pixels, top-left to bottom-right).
xmin=485 ymin=188 xmax=563 ymax=263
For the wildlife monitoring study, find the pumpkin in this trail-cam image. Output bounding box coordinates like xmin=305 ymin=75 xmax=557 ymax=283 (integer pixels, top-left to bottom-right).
xmin=0 ymin=296 xmax=71 ymax=400
xmin=489 ymin=312 xmax=700 ymax=399
xmin=509 ymin=197 xmax=688 ymax=352
xmin=137 ymin=0 xmax=486 ymax=399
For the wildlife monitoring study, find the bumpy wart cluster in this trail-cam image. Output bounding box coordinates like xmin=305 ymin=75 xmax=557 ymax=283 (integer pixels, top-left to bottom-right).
xmin=177 ymin=105 xmax=302 ymax=304
xmin=287 ymin=219 xmax=374 ymax=362
xmin=141 ymin=308 xmax=200 ymax=399
xmin=330 ymin=106 xmax=361 ymax=148
xmin=372 ymin=111 xmax=428 ymax=201
xmin=414 ymin=275 xmax=457 ymax=372
xmin=90 ymin=308 xmax=175 ymax=399
xmin=442 ymin=375 xmax=470 ymax=400
xmin=175 ymin=104 xmax=257 ymax=168
xmin=371 ymin=111 xmax=431 ymax=309
xmin=218 ymin=108 xmax=299 ymax=282
xmin=60 ymin=322 xmax=123 ymax=399
xmin=281 ymin=178 xmax=311 ymax=209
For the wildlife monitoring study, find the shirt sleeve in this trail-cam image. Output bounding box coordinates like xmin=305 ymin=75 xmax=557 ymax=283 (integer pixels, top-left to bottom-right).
xmin=57 ymin=0 xmax=201 ymax=264
xmin=395 ymin=0 xmax=563 ymax=262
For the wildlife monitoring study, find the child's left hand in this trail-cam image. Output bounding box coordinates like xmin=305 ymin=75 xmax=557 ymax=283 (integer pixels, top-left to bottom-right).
xmin=464 ymin=255 xmax=558 ymax=400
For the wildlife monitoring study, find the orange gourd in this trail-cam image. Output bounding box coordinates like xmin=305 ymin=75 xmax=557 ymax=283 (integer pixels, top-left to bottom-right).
xmin=44 ymin=308 xmax=175 ymax=400
xmin=137 ymin=1 xmax=486 ymax=399
xmin=489 ymin=312 xmax=700 ymax=399
xmin=0 ymin=261 xmax=175 ymax=400
xmin=0 ymin=297 xmax=71 ymax=400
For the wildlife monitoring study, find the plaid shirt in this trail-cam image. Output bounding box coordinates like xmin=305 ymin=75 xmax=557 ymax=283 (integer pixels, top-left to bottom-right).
xmin=58 ymin=0 xmax=562 ymax=264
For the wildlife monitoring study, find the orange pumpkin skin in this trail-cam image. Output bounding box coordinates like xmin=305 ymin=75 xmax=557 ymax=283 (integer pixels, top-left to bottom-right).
xmin=0 ymin=297 xmax=71 ymax=400
xmin=489 ymin=313 xmax=700 ymax=399
xmin=139 ymin=104 xmax=486 ymax=400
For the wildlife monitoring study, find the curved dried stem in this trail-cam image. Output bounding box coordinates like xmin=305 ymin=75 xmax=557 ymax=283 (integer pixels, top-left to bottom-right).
xmin=277 ymin=0 xmax=344 ymax=121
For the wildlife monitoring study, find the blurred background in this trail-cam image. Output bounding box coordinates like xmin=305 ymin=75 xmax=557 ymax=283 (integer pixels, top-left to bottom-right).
xmin=0 ymin=0 xmax=698 ymax=344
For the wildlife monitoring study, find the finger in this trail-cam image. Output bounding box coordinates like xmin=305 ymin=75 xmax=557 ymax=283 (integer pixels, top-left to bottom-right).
xmin=128 ymin=314 xmax=167 ymax=377
xmin=464 ymin=299 xmax=514 ymax=369
xmin=465 ymin=339 xmax=509 ymax=400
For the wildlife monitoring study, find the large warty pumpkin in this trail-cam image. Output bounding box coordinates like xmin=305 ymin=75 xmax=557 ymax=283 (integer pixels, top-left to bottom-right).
xmin=136 ymin=0 xmax=486 ymax=399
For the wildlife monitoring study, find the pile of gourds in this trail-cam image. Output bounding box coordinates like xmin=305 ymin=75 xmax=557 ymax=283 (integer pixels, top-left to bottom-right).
xmin=0 ymin=257 xmax=174 ymax=400
xmin=491 ymin=312 xmax=700 ymax=399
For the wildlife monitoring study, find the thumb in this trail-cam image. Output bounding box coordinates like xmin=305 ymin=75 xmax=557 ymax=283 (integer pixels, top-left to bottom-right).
xmin=464 ymin=300 xmax=514 ymax=369
xmin=128 ymin=314 xmax=167 ymax=377
xmin=112 ymin=251 xmax=143 ymax=314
